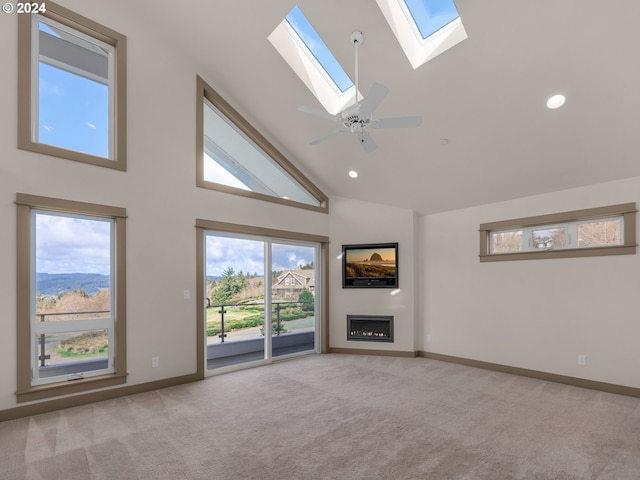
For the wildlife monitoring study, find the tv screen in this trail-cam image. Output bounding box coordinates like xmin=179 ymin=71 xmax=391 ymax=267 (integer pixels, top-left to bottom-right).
xmin=342 ymin=243 xmax=398 ymax=288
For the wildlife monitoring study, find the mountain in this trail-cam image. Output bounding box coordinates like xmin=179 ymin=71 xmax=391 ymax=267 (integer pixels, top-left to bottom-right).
xmin=36 ymin=273 xmax=110 ymax=296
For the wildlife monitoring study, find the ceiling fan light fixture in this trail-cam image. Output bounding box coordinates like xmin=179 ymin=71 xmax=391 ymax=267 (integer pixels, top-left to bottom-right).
xmin=546 ymin=94 xmax=566 ymax=109
xmin=299 ymin=30 xmax=422 ymax=152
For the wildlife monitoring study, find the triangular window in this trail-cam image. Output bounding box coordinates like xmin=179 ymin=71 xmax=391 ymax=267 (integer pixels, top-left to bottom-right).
xmin=196 ymin=76 xmax=328 ymax=212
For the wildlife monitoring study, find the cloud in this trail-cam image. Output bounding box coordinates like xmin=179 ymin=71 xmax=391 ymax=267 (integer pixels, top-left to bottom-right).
xmin=205 ymin=235 xmax=315 ymax=277
xmin=35 ymin=213 xmax=112 ymax=274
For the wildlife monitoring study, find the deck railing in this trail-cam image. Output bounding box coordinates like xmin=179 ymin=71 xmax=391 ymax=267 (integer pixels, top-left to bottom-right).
xmin=35 ymin=310 xmax=110 ymax=366
xmin=205 ymin=300 xmax=313 ymax=343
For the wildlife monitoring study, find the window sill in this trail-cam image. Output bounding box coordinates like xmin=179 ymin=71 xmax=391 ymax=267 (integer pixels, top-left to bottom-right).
xmin=16 ymin=373 xmax=128 ymax=403
xmin=479 ymin=244 xmax=637 ymax=262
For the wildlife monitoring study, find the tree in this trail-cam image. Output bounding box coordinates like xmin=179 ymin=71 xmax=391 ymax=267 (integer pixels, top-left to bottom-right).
xmin=298 ymin=289 xmax=314 ymax=312
xmin=211 ymin=267 xmax=251 ymax=304
xmin=236 ymin=271 xmax=247 ymax=291
xmin=300 ymin=261 xmax=314 ymax=270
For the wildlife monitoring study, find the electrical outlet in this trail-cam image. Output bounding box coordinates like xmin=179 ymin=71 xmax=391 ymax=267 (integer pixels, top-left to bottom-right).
xmin=183 ymin=289 xmax=190 ymax=300
xmin=426 ymin=335 xmax=432 ymax=343
xmin=578 ymin=354 xmax=587 ymax=366
xmin=152 ymin=356 xmax=160 ymax=368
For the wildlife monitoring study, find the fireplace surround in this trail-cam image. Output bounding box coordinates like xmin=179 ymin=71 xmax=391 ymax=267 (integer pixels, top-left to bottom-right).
xmin=347 ymin=315 xmax=394 ymax=342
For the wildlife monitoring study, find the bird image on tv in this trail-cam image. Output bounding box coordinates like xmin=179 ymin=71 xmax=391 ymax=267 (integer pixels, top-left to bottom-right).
xmin=345 ymin=247 xmax=396 ymax=279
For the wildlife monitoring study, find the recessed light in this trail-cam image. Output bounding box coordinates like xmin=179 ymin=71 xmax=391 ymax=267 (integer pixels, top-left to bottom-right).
xmin=348 ymin=170 xmax=359 ymax=179
xmin=546 ymin=94 xmax=566 ymax=109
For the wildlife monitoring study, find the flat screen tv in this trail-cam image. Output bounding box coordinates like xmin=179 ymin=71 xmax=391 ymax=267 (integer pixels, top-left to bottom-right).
xmin=342 ymin=242 xmax=398 ymax=288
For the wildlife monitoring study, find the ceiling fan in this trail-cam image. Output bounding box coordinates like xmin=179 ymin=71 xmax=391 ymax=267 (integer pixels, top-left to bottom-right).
xmin=299 ymin=31 xmax=423 ymax=153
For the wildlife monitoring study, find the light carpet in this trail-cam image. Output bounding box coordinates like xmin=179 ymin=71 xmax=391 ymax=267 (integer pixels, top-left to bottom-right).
xmin=1 ymin=354 xmax=640 ymax=479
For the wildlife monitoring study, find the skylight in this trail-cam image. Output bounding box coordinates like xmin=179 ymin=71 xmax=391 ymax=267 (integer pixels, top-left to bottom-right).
xmin=404 ymin=0 xmax=460 ymax=39
xmin=269 ymin=6 xmax=359 ymax=114
xmin=377 ymin=0 xmax=467 ymax=69
xmin=285 ymin=6 xmax=352 ymax=93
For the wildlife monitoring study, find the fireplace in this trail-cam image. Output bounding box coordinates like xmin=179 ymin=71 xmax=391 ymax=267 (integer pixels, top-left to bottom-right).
xmin=347 ymin=315 xmax=394 ymax=342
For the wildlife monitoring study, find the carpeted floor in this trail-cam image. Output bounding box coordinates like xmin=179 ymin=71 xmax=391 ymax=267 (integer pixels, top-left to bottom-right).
xmin=1 ymin=354 xmax=640 ymax=479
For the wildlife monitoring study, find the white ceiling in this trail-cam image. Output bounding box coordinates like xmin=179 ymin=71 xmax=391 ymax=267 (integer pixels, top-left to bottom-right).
xmin=129 ymin=0 xmax=640 ymax=215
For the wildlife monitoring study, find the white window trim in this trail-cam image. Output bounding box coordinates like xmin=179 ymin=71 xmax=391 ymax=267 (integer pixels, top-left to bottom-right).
xmin=376 ymin=0 xmax=467 ymax=69
xmin=268 ymin=18 xmax=360 ymax=115
xmin=30 ymin=209 xmax=116 ymax=385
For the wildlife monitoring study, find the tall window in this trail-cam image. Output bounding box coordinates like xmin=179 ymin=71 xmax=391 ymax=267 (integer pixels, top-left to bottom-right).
xmin=18 ymin=1 xmax=127 ymax=169
xmin=16 ymin=194 xmax=127 ymax=402
xmin=196 ymin=76 xmax=328 ymax=212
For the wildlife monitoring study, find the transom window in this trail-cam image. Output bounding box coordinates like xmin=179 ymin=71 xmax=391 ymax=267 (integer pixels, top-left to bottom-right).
xmin=480 ymin=203 xmax=637 ymax=262
xmin=196 ymin=76 xmax=328 ymax=212
xmin=18 ymin=1 xmax=127 ymax=169
xmin=490 ymin=218 xmax=623 ymax=254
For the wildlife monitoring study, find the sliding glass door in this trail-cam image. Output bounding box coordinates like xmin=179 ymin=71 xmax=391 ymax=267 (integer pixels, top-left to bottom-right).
xmin=271 ymin=242 xmax=317 ymax=358
xmin=204 ymin=232 xmax=319 ymax=370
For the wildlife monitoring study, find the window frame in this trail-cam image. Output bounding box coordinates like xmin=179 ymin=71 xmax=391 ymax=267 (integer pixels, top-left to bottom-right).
xmin=376 ymin=0 xmax=467 ymax=69
xmin=18 ymin=1 xmax=127 ymax=170
xmin=195 ymin=219 xmax=331 ymax=371
xmin=15 ymin=193 xmax=127 ymax=403
xmin=196 ymin=75 xmax=328 ymax=213
xmin=268 ymin=6 xmax=359 ymax=115
xmin=479 ymin=203 xmax=637 ymax=262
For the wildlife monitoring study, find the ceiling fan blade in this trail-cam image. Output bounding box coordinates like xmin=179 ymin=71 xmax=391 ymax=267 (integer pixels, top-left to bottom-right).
xmin=298 ymin=105 xmax=339 ymax=123
xmin=359 ymin=83 xmax=389 ymax=116
xmin=375 ymin=116 xmax=423 ymax=129
xmin=310 ymin=130 xmax=345 ymax=145
xmin=360 ymin=131 xmax=377 ymax=153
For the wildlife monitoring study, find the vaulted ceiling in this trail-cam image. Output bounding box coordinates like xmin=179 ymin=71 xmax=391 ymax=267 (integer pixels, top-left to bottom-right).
xmin=129 ymin=1 xmax=640 ymax=215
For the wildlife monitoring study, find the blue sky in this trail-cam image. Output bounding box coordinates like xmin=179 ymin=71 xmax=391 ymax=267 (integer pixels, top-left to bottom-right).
xmin=38 ymin=22 xmax=110 ymax=159
xmin=205 ymin=235 xmax=315 ymax=277
xmin=285 ymin=5 xmax=353 ymax=93
xmin=36 ymin=220 xmax=315 ymax=277
xmin=404 ymin=0 xmax=460 ymax=39
xmin=35 ymin=213 xmax=112 ymax=275
xmin=39 ymin=63 xmax=109 ymax=158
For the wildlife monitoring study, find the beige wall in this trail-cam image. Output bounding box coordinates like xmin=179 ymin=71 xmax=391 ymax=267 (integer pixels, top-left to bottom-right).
xmin=2 ymin=0 xmax=639 ymax=415
xmin=329 ymin=196 xmax=418 ymax=353
xmin=421 ymin=176 xmax=640 ymax=388
xmin=0 ymin=1 xmax=329 ymax=412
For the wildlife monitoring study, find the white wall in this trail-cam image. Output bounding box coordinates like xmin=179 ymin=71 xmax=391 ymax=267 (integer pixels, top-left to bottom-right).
xmin=329 ymin=196 xmax=418 ymax=353
xmin=421 ymin=176 xmax=640 ymax=388
xmin=0 ymin=1 xmax=329 ymax=412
